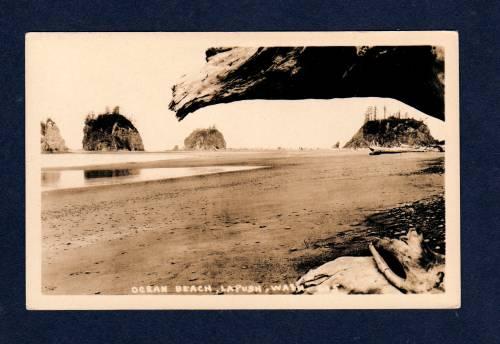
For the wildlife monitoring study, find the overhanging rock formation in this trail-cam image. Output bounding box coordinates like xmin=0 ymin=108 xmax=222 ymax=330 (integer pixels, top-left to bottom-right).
xmin=169 ymin=46 xmax=444 ymax=121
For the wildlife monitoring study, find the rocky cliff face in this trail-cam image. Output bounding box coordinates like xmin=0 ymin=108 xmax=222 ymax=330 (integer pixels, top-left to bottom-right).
xmin=169 ymin=46 xmax=444 ymax=121
xmin=82 ymin=112 xmax=144 ymax=151
xmin=41 ymin=118 xmax=68 ymax=153
xmin=344 ymin=117 xmax=437 ymax=149
xmin=184 ymin=127 xmax=226 ymax=150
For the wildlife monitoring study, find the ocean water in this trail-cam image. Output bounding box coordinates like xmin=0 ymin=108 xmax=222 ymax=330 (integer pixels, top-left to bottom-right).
xmin=41 ymin=166 xmax=266 ymax=192
xmin=41 ymin=152 xmax=194 ymax=169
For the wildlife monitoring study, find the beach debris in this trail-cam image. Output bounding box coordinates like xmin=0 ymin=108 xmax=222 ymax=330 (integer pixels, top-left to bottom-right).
xmin=296 ymin=229 xmax=444 ymax=294
xmin=369 ymin=230 xmax=445 ymax=293
xmin=368 ymin=146 xmax=430 ymax=155
xmin=295 ymin=256 xmax=400 ymax=294
xmin=365 ymin=195 xmax=445 ymax=254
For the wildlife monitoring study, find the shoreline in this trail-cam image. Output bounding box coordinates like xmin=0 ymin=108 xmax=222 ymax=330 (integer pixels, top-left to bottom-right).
xmin=41 ymin=151 xmax=444 ymax=295
xmin=40 ymin=149 xmax=369 ymax=171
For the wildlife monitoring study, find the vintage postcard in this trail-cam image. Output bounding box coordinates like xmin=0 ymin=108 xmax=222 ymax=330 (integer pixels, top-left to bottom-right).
xmin=26 ymin=31 xmax=460 ymax=309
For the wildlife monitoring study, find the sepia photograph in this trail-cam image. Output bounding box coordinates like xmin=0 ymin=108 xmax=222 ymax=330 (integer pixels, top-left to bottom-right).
xmin=26 ymin=32 xmax=460 ymax=309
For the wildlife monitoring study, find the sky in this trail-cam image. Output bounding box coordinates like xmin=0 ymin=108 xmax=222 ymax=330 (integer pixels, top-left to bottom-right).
xmin=27 ymin=34 xmax=445 ymax=151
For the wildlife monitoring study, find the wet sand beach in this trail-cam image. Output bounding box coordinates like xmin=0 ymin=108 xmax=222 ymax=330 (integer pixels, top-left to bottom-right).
xmin=41 ymin=150 xmax=444 ymax=294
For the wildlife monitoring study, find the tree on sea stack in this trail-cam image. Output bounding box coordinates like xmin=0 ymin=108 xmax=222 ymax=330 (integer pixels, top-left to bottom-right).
xmin=184 ymin=125 xmax=226 ymax=150
xmin=82 ymin=107 xmax=145 ymax=151
xmin=344 ymin=117 xmax=437 ymax=149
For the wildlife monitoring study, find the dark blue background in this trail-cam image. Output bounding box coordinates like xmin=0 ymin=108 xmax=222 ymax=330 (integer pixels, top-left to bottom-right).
xmin=1 ymin=1 xmax=499 ymax=343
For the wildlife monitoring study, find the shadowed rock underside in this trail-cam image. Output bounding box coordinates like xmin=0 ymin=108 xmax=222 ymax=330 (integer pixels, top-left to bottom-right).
xmin=169 ymin=46 xmax=444 ymax=121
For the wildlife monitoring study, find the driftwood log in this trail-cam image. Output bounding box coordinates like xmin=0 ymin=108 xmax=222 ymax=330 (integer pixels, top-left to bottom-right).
xmin=296 ymin=230 xmax=445 ymax=294
xmin=169 ymin=46 xmax=444 ymax=121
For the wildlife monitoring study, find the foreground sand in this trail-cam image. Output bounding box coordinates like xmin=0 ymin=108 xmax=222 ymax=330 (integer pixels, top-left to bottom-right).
xmin=41 ymin=150 xmax=444 ymax=294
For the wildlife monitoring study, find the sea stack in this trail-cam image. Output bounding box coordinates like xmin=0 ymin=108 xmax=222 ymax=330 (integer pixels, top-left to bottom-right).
xmin=184 ymin=126 xmax=226 ymax=150
xmin=41 ymin=118 xmax=68 ymax=153
xmin=82 ymin=108 xmax=144 ymax=151
xmin=344 ymin=117 xmax=437 ymax=149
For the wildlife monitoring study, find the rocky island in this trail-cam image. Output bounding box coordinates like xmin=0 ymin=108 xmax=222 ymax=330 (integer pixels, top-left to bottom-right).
xmin=41 ymin=118 xmax=68 ymax=153
xmin=82 ymin=108 xmax=144 ymax=151
xmin=184 ymin=126 xmax=226 ymax=150
xmin=344 ymin=117 xmax=438 ymax=149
